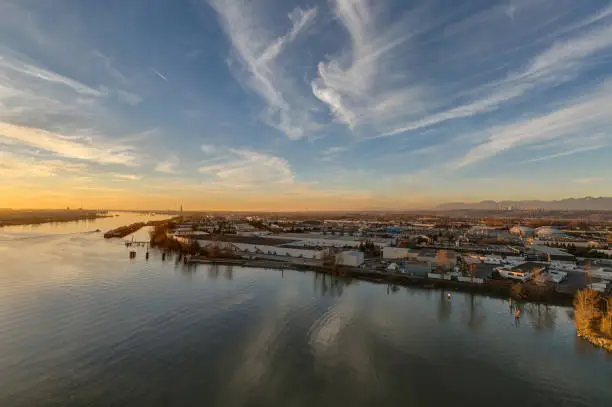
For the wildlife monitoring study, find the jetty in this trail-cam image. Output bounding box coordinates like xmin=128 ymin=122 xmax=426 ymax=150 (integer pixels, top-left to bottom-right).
xmin=104 ymin=222 xmax=145 ymax=239
xmin=104 ymin=217 xmax=180 ymax=239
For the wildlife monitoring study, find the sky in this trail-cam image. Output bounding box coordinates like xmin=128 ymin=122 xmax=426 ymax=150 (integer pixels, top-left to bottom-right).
xmin=0 ymin=0 xmax=611 ymax=211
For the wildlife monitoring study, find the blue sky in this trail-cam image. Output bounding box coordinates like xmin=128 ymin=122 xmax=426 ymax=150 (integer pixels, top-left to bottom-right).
xmin=0 ymin=0 xmax=611 ymax=210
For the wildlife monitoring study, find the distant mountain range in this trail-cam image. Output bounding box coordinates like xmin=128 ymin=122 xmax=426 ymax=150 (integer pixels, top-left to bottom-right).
xmin=437 ymin=197 xmax=612 ymax=211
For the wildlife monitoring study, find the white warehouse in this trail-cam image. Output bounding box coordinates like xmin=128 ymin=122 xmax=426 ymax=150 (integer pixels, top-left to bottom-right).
xmin=268 ymin=233 xmax=393 ymax=249
xmin=174 ymin=235 xmax=326 ymax=259
xmin=335 ymin=251 xmax=364 ymax=267
xmin=383 ymin=247 xmax=418 ymax=260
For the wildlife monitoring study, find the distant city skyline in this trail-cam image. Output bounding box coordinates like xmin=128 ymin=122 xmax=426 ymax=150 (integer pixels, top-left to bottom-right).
xmin=1 ymin=0 xmax=611 ymax=210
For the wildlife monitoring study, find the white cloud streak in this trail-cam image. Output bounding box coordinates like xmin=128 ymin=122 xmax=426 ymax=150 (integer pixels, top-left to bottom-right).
xmin=383 ymin=3 xmax=612 ymax=137
xmin=0 ymin=55 xmax=105 ymax=97
xmin=452 ymin=82 xmax=612 ymax=168
xmin=520 ymin=145 xmax=605 ymax=164
xmin=150 ymin=67 xmax=168 ymax=81
xmin=0 ymin=122 xmax=138 ymax=166
xmin=115 ymin=90 xmax=143 ymax=106
xmin=154 ymin=156 xmax=180 ymax=174
xmin=111 ymin=173 xmax=142 ymax=181
xmin=201 ymin=144 xmax=216 ymax=154
xmin=312 ymin=0 xmax=426 ymax=133
xmin=198 ymin=147 xmax=294 ymax=188
xmin=573 ymin=177 xmax=603 ymax=185
xmin=209 ymin=0 xmax=319 ymax=140
xmin=320 ymin=146 xmax=349 ymax=161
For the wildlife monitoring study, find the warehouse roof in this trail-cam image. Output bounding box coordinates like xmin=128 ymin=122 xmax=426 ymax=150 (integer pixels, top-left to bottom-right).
xmin=200 ymin=234 xmax=300 ymax=247
xmin=530 ymin=245 xmax=574 ymax=257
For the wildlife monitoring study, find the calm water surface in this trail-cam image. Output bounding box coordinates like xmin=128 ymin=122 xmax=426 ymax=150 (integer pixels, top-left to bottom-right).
xmin=1 ymin=214 xmax=610 ymax=406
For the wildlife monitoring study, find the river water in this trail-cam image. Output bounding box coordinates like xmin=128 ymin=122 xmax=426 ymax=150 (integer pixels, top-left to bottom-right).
xmin=0 ymin=213 xmax=610 ymax=407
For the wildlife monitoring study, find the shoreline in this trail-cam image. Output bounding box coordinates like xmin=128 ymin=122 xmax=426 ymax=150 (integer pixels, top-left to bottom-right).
xmin=183 ymin=254 xmax=575 ymax=307
xmin=0 ymin=213 xmax=111 ymax=228
xmin=577 ymin=329 xmax=612 ymax=352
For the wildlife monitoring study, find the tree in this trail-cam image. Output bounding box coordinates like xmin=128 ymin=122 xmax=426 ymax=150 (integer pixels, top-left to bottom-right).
xmin=601 ymin=297 xmax=612 ymax=339
xmin=574 ymin=289 xmax=600 ymax=333
xmin=206 ymin=245 xmax=221 ymax=258
xmin=188 ymin=239 xmax=201 ymax=255
xmin=510 ymin=283 xmax=525 ymax=300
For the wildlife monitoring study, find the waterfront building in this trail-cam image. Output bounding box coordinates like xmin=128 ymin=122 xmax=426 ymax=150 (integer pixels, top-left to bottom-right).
xmin=335 ymin=251 xmax=365 ymax=267
xmin=267 ymin=233 xmax=393 ymax=249
xmin=174 ymin=235 xmax=326 ymax=259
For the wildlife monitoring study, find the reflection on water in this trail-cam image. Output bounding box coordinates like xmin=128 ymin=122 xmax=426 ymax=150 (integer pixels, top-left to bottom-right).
xmin=0 ymin=215 xmax=611 ymax=407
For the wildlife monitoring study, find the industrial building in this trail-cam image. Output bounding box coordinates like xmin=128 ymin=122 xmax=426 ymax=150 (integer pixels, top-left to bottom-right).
xmin=534 ymin=226 xmax=564 ymax=239
xmin=509 ymin=225 xmax=534 ymax=237
xmin=382 ymin=247 xmax=456 ymax=269
xmin=268 ymin=233 xmax=393 ymax=249
xmin=529 ymin=245 xmax=576 ymax=263
xmin=335 ymin=251 xmax=364 ymax=267
xmin=497 ymin=262 xmax=546 ymax=282
xmin=175 ymin=235 xmax=326 ymax=259
xmin=383 ymin=247 xmax=418 ymax=260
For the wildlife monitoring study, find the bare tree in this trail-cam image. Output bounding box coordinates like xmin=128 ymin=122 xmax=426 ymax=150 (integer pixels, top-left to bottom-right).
xmin=574 ymin=289 xmax=600 ymax=334
xmin=601 ymin=297 xmax=612 ymax=338
xmin=511 ymin=283 xmax=525 ymax=300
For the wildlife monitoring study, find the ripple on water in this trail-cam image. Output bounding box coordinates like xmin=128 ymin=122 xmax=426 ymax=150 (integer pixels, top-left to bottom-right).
xmin=0 ymin=223 xmax=611 ymax=407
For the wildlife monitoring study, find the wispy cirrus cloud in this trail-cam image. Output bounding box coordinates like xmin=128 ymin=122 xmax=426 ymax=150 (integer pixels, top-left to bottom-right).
xmin=452 ymin=81 xmax=612 ymax=168
xmin=154 ymin=156 xmax=180 ymax=174
xmin=520 ymin=145 xmax=605 ymax=164
xmin=199 ymin=147 xmax=294 ymax=188
xmin=209 ymin=0 xmax=319 ymax=140
xmin=573 ymin=177 xmax=603 ymax=185
xmin=0 ymin=122 xmax=138 ymax=166
xmin=115 ymin=90 xmax=143 ymax=106
xmin=312 ymin=0 xmax=429 ymax=134
xmin=0 ymin=151 xmax=87 ymax=178
xmin=320 ymin=146 xmax=349 ymax=161
xmin=150 ymin=67 xmax=168 ymax=81
xmin=382 ymin=2 xmax=612 ymax=138
xmin=111 ymin=173 xmax=142 ymax=181
xmin=0 ymin=55 xmax=106 ymax=97
xmin=201 ymin=144 xmax=217 ymax=154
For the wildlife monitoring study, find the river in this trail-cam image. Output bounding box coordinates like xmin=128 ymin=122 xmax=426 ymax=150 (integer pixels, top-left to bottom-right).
xmin=0 ymin=213 xmax=610 ymax=406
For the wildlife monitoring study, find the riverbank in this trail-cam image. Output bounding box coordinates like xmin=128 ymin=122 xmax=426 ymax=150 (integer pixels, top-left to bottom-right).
xmin=577 ymin=329 xmax=612 ymax=352
xmin=0 ymin=209 xmax=110 ymax=227
xmin=181 ymin=253 xmax=575 ymax=306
